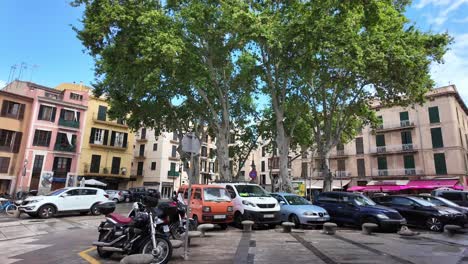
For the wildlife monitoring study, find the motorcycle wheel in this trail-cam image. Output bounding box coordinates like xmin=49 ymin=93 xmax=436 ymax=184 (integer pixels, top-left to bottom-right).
xmin=97 ymin=232 xmax=113 ymax=258
xmin=169 ymin=222 xmax=183 ymax=240
xmin=140 ymin=234 xmax=172 ymax=264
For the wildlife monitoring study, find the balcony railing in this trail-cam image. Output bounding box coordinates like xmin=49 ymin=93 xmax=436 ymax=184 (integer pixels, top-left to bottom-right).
xmin=375 ymin=120 xmax=415 ymax=131
xmin=92 ymin=112 xmax=128 ymax=127
xmin=58 ymin=118 xmax=80 ymax=128
xmin=168 ymin=170 xmax=180 ymax=177
xmin=372 ymin=168 xmax=423 ymax=177
xmin=370 ymin=144 xmax=417 ymax=154
xmin=136 ymin=151 xmax=146 ymax=158
xmin=54 ymin=144 xmax=76 ymax=152
xmin=83 ymin=164 xmax=128 ymax=176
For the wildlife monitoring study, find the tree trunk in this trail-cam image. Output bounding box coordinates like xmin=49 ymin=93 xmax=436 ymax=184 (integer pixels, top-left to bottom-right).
xmin=216 ymin=131 xmax=230 ymax=180
xmin=276 ymin=119 xmax=292 ymax=192
xmin=319 ymin=150 xmax=332 ymax=192
xmin=192 ymin=155 xmax=200 ymax=184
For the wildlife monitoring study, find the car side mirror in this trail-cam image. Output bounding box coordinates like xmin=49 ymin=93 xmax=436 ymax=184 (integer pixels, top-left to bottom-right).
xmin=279 ymin=201 xmax=285 ymax=205
xmin=60 ymin=193 xmax=68 ymax=198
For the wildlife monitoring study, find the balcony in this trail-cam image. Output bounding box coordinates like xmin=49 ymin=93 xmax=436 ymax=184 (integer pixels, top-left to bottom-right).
xmin=168 ymin=155 xmax=180 ymax=161
xmin=83 ymin=164 xmax=129 ymax=177
xmin=54 ymin=143 xmax=76 ymax=152
xmin=371 ymin=168 xmax=423 ymax=178
xmin=89 ymin=142 xmax=127 ymax=151
xmin=168 ymin=170 xmax=180 ymax=177
xmin=135 ymin=151 xmax=146 ymax=159
xmin=370 ymin=144 xmax=418 ymax=155
xmin=329 ymin=149 xmax=348 ymax=158
xmin=374 ymin=120 xmax=415 ymax=132
xmin=58 ymin=118 xmax=80 ymax=129
xmin=92 ymin=112 xmax=128 ymax=128
xmin=312 ymin=171 xmax=351 ymax=178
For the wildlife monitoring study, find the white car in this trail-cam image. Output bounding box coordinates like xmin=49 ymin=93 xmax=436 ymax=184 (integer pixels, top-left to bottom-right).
xmin=212 ymin=182 xmax=281 ymax=228
xmin=18 ymin=187 xmax=110 ymax=219
xmin=106 ymin=190 xmax=125 ymax=203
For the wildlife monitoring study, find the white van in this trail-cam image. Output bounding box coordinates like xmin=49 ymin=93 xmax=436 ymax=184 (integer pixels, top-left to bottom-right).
xmin=213 ymin=182 xmax=280 ymax=228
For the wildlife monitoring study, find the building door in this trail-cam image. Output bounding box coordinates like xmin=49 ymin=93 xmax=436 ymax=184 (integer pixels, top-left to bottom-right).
xmin=161 ymin=184 xmax=173 ymax=199
xmin=30 ymin=155 xmax=44 ymax=191
xmin=52 ymin=157 xmax=72 ymax=190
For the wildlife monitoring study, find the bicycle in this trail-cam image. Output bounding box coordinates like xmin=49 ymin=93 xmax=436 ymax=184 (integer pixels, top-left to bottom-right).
xmin=0 ymin=198 xmax=18 ymax=216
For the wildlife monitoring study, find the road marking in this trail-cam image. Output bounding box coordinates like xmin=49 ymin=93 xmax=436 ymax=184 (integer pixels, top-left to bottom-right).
xmin=78 ymin=246 xmax=101 ymax=264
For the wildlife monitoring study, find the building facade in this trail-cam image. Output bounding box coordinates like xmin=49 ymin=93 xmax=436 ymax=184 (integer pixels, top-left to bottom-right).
xmin=0 ymin=90 xmax=33 ymax=194
xmin=56 ymin=83 xmax=135 ymax=190
xmin=4 ymin=81 xmax=88 ymax=193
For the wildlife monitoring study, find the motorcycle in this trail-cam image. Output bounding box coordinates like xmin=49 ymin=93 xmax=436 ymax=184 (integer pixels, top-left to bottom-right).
xmin=93 ymin=196 xmax=172 ymax=264
xmin=165 ymin=195 xmax=197 ymax=240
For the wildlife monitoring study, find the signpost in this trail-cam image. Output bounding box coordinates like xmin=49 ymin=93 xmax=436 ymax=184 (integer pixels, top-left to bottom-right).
xmin=181 ymin=133 xmax=200 ymax=260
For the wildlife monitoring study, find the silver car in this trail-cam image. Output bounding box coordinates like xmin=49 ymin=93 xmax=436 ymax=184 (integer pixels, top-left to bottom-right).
xmin=106 ymin=190 xmax=124 ymax=203
xmin=271 ymin=192 xmax=330 ymax=227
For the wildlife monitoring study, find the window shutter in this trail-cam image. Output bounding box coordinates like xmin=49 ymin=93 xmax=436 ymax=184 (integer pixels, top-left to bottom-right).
xmin=357 ymin=159 xmax=365 ymax=177
xmin=355 ymin=137 xmax=364 ymax=154
xmin=434 ymin=153 xmax=447 ymax=175
xmin=377 ymin=157 xmax=387 ymax=170
xmin=51 ymin=107 xmax=57 ymax=122
xmin=59 ymin=109 xmax=65 ymax=119
xmin=33 ymin=130 xmax=39 ymax=145
xmin=376 ymin=134 xmax=385 ymax=147
xmin=52 ymin=157 xmax=59 ymax=171
xmin=399 ymin=111 xmax=409 ymax=121
xmin=38 ymin=105 xmax=44 ymax=120
xmin=46 ymin=131 xmax=52 ymax=146
xmin=123 ymin=133 xmax=128 ymax=148
xmin=429 ymin=107 xmax=440 ymax=123
xmin=12 ymin=132 xmax=22 ymax=153
xmin=98 ymin=106 xmax=107 ymax=121
xmin=431 ymin=128 xmax=444 ymax=148
xmin=103 ymin=130 xmax=109 ymax=145
xmin=66 ymin=158 xmax=72 ymax=173
xmin=110 ymin=131 xmax=116 ymax=146
xmin=76 ymin=111 xmax=80 ymax=122
xmin=401 ymin=131 xmax=413 ymax=144
xmin=18 ymin=104 xmax=25 ymax=120
xmin=404 ymin=155 xmax=415 ymax=169
xmin=89 ymin=128 xmax=96 ymax=144
xmin=0 ymin=101 xmax=7 ymax=116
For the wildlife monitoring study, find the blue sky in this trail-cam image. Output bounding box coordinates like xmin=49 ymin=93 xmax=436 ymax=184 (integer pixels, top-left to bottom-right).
xmin=0 ymin=0 xmax=467 ymax=102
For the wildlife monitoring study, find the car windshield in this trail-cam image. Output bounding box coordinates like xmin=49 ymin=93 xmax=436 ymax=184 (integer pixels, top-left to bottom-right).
xmin=412 ymin=197 xmax=436 ymax=207
xmin=352 ymin=196 xmax=376 ymax=206
xmin=235 ymin=185 xmax=269 ymax=197
xmin=46 ymin=189 xmax=68 ymax=196
xmin=434 ymin=197 xmax=460 ymax=207
xmin=203 ymin=188 xmax=231 ymax=201
xmin=284 ymin=195 xmax=310 ymax=205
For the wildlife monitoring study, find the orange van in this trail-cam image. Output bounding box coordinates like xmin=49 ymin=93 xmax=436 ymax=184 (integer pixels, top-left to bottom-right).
xmin=177 ymin=184 xmax=234 ymax=228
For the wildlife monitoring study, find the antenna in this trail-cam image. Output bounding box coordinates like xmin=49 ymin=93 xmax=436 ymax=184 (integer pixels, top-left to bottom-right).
xmin=29 ymin=64 xmax=39 ymax=82
xmin=7 ymin=65 xmax=18 ymax=85
xmin=17 ymin=62 xmax=27 ymax=81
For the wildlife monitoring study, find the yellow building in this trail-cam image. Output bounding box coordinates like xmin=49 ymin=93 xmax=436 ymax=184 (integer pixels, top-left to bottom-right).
xmin=56 ymin=83 xmax=136 ymax=189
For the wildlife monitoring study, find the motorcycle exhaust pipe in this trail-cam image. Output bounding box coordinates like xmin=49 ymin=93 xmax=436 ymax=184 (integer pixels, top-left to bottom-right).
xmin=101 ymin=247 xmax=124 ymax=252
xmin=92 ymin=235 xmax=126 ymax=247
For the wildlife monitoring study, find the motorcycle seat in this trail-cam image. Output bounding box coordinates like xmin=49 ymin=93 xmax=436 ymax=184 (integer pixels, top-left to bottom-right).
xmin=109 ymin=213 xmax=133 ymax=224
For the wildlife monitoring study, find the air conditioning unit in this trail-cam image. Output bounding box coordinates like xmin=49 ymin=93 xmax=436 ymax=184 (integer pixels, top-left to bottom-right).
xmin=377 ymin=147 xmax=386 ymax=153
xmin=405 ymin=169 xmax=416 ymax=175
xmin=402 ymin=144 xmax=413 ymax=151
xmin=378 ymin=170 xmax=388 ymax=176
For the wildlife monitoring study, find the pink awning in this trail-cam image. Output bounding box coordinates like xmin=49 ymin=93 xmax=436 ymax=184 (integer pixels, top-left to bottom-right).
xmin=362 ymin=185 xmax=408 ymax=192
xmin=406 ymin=180 xmax=463 ymax=190
xmin=347 ymin=186 xmax=366 ymax=191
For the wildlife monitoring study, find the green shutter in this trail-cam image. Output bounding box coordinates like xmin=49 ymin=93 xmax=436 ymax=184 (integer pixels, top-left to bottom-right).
xmin=429 ymin=107 xmax=440 ymax=123
xmin=376 ymin=134 xmax=386 ymax=147
xmin=97 ymin=106 xmax=107 ymax=121
xmin=431 ymin=128 xmax=444 ymax=148
xmin=399 ymin=111 xmax=409 ymax=121
xmin=401 ymin=131 xmax=412 ymax=144
xmin=170 ymin=163 xmax=176 ymax=171
xmin=377 ymin=157 xmax=387 ymax=170
xmin=434 ymin=153 xmax=447 ymax=175
xmin=404 ymin=155 xmax=415 ymax=169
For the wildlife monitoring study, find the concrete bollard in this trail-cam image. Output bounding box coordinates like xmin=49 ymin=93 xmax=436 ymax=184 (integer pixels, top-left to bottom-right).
xmin=120 ymin=254 xmax=154 ymax=264
xmin=361 ymin=223 xmax=378 ymax=235
xmin=322 ymin=222 xmax=337 ymax=235
xmin=197 ymin=223 xmax=215 ymax=237
xmin=444 ymin=225 xmax=461 ymax=237
xmin=242 ymin=220 xmax=254 ymax=232
xmin=282 ymin=222 xmax=295 ymax=233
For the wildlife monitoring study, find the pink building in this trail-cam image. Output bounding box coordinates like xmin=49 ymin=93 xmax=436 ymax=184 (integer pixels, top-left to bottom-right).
xmin=4 ymin=81 xmax=88 ymax=193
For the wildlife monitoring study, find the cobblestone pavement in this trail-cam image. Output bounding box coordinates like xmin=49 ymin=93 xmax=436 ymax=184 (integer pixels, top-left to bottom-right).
xmin=0 ymin=203 xmax=467 ymax=264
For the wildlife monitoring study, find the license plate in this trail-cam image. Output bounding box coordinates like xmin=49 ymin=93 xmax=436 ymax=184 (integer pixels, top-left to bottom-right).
xmin=214 ymin=215 xmax=226 ymax=219
xmin=263 ymin=214 xmax=275 ymax=218
xmin=163 ymin=225 xmax=170 ymax=233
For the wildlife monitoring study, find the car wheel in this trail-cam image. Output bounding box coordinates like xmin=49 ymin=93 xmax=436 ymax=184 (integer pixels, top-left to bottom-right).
xmin=27 ymin=213 xmax=38 ymax=218
xmin=90 ymin=203 xmax=101 ymax=216
xmin=38 ymin=205 xmax=55 ymax=219
xmin=426 ymin=217 xmax=443 ymax=232
xmin=234 ymin=212 xmax=243 ymax=228
xmin=289 ymin=214 xmax=301 ymax=228
xmin=113 ymin=198 xmax=119 ymax=203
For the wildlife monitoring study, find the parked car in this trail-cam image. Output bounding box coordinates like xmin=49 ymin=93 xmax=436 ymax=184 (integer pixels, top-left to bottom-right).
xmin=431 ymin=190 xmax=468 ymax=207
xmin=213 ymin=182 xmax=281 ymax=228
xmin=177 ymin=184 xmax=234 ymax=229
xmin=314 ymin=192 xmax=406 ymax=231
xmin=414 ymin=195 xmax=468 ymax=219
xmin=18 ymin=187 xmax=110 ymax=219
xmin=373 ymin=195 xmax=466 ymax=231
xmin=106 ymin=190 xmax=125 ymax=203
xmin=129 ymin=187 xmax=147 ymax=202
xmin=271 ymin=192 xmax=329 ymax=227
xmin=120 ymin=190 xmax=131 ymax=202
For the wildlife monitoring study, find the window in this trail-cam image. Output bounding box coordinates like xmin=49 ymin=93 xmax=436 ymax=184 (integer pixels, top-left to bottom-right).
xmin=401 ymin=131 xmax=413 ymax=146
xmin=434 ymin=153 xmax=447 ymax=175
xmin=65 ymin=189 xmax=81 ymax=196
xmin=193 ymin=189 xmax=202 ymax=200
xmin=38 ymin=105 xmax=56 ymax=122
xmin=317 ymin=193 xmax=339 ymax=203
xmin=139 ymin=144 xmax=145 ymax=156
xmin=261 ymin=161 xmax=265 ymax=172
xmin=172 ymin=132 xmax=177 ymax=141
xmin=33 ymin=130 xmax=51 ymax=147
xmin=0 ymin=130 xmax=14 ymax=149
xmin=90 ymin=155 xmax=101 ymax=173
xmin=428 ymin=106 xmax=440 ymax=123
xmin=153 ymin=143 xmax=157 ymax=151
xmin=209 ymin=162 xmax=214 ymax=172
xmin=60 ymin=109 xmax=79 ymax=122
xmin=81 ymin=189 xmax=97 ymax=195
xmin=151 ymin=162 xmax=156 ymax=170
xmin=97 ymin=105 xmax=107 ymax=121
xmin=70 ymin=93 xmax=83 ymax=101
xmin=141 ymin=128 xmax=146 ymax=139
xmin=357 ymin=159 xmax=366 ymax=177
xmin=111 ymin=131 xmax=127 ymax=147
xmin=201 ymin=146 xmax=207 ymax=157
xmin=440 ymin=192 xmax=463 ymax=201
xmin=0 ymin=157 xmax=10 ymax=173
xmin=262 ymin=146 xmax=266 ymax=157
xmin=404 ymin=155 xmax=415 ymax=169
xmin=260 ymin=174 xmax=266 ymax=185
xmin=391 ymin=197 xmax=414 ymax=206
xmin=137 ymin=161 xmax=144 ymax=176
xmin=431 ymin=127 xmax=444 ymax=148
xmin=170 ymin=162 xmax=176 ymax=172
xmin=171 ymin=145 xmax=177 ymax=157
xmin=376 ymin=134 xmax=386 ymax=147
xmin=1 ymin=100 xmax=25 ymax=119
xmin=90 ymin=128 xmax=108 ymax=145
xmin=399 ymin=111 xmax=409 ymax=122
xmin=111 ymin=157 xmax=121 ymax=175
xmin=225 ymin=185 xmax=236 ymax=198
xmin=55 ymin=132 xmax=77 ymax=150
xmin=337 ymin=159 xmax=345 ymax=171
xmin=355 ymin=137 xmax=364 ymax=154
xmin=32 ymin=155 xmax=44 ymax=174
xmin=52 ymin=157 xmax=72 ymax=176
xmin=377 ymin=157 xmax=387 ymax=170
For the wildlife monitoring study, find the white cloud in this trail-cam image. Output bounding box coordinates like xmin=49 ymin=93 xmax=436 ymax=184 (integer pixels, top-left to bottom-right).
xmin=454 ymin=17 xmax=468 ymax=23
xmin=0 ymin=80 xmax=6 ymax=89
xmin=417 ymin=0 xmax=468 ymax=26
xmin=430 ymin=33 xmax=468 ymax=102
xmin=415 ymin=0 xmax=452 ymax=9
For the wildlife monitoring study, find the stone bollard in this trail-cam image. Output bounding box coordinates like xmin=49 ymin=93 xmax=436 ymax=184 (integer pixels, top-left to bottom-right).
xmin=197 ymin=223 xmax=215 ymax=237
xmin=170 ymin=240 xmax=183 ymax=249
xmin=444 ymin=225 xmax=461 ymax=237
xmin=120 ymin=254 xmax=154 ymax=264
xmin=361 ymin=223 xmax=378 ymax=235
xmin=322 ymin=222 xmax=337 ymax=235
xmin=242 ymin=220 xmax=254 ymax=232
xmin=282 ymin=222 xmax=295 ymax=233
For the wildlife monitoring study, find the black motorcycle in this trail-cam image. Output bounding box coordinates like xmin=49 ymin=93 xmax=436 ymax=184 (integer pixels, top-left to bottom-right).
xmin=93 ymin=196 xmax=172 ymax=264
